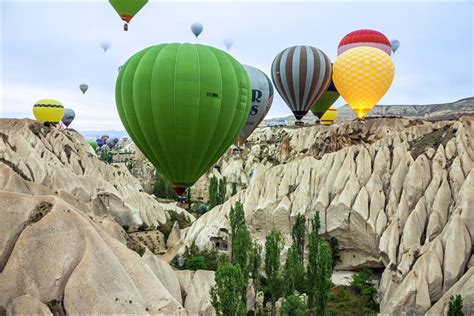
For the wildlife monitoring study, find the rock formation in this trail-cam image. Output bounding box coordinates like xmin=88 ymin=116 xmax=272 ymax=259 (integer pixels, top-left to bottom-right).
xmin=184 ymin=116 xmax=474 ymax=314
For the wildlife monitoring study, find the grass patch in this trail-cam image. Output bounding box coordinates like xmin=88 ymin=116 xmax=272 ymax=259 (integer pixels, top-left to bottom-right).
xmin=409 ymin=125 xmax=456 ymax=160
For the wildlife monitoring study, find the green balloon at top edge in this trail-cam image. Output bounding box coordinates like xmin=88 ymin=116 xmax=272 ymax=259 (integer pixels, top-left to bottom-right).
xmin=310 ymin=80 xmax=340 ymax=119
xmin=115 ymin=43 xmax=251 ymax=194
xmin=109 ymin=0 xmax=148 ymax=23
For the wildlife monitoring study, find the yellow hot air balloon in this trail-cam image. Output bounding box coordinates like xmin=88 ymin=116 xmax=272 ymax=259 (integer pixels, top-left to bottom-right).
xmin=320 ymin=108 xmax=337 ymax=125
xmin=33 ymin=99 xmax=64 ymax=125
xmin=333 ymin=47 xmax=394 ymax=120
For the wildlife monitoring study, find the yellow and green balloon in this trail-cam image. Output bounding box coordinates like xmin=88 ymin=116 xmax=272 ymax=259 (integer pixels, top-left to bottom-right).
xmin=115 ymin=43 xmax=251 ymax=195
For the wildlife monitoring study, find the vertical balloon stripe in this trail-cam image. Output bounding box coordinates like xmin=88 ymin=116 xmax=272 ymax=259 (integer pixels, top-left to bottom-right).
xmin=301 ymin=46 xmax=314 ymax=109
xmin=271 ymin=52 xmax=291 ymax=109
xmin=298 ymin=46 xmax=308 ymax=107
xmin=291 ymin=46 xmax=301 ymax=111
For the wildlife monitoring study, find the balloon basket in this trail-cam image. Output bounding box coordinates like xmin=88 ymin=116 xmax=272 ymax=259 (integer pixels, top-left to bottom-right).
xmin=295 ymin=121 xmax=304 ymax=126
xmin=124 ymin=23 xmax=128 ymax=31
xmin=232 ymin=147 xmax=242 ymax=155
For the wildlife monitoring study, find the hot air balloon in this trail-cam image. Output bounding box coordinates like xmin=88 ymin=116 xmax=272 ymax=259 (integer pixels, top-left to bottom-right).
xmin=80 ymin=84 xmax=88 ymax=94
xmin=390 ymin=39 xmax=400 ymax=53
xmin=87 ymin=139 xmax=98 ymax=150
xmin=115 ymin=43 xmax=251 ymax=195
xmin=96 ymin=138 xmax=105 ymax=148
xmin=101 ymin=41 xmax=111 ymax=52
xmin=109 ymin=0 xmax=148 ymax=31
xmin=338 ymin=29 xmax=392 ymax=56
xmin=310 ymin=78 xmax=340 ymax=119
xmin=191 ymin=22 xmax=203 ymax=38
xmin=319 ymin=108 xmax=337 ymax=125
xmin=333 ymin=46 xmax=395 ymax=120
xmin=271 ymin=45 xmax=332 ymax=124
xmin=107 ymin=137 xmax=119 ymax=149
xmin=224 ymin=38 xmax=233 ymax=50
xmin=33 ymin=99 xmax=64 ymax=126
xmin=61 ymin=108 xmax=76 ymax=127
xmin=235 ymin=65 xmax=274 ymax=147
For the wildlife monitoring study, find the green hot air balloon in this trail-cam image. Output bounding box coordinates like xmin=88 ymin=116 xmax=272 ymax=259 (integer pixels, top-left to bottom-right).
xmin=87 ymin=139 xmax=98 ymax=151
xmin=115 ymin=43 xmax=251 ymax=195
xmin=109 ymin=0 xmax=148 ymax=31
xmin=310 ymin=80 xmax=340 ymax=119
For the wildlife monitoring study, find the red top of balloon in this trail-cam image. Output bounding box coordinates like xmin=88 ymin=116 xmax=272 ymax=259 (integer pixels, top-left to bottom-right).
xmin=339 ymin=29 xmax=390 ymax=47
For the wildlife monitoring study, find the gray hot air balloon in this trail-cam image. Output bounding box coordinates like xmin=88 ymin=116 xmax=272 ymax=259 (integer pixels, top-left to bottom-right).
xmin=107 ymin=137 xmax=119 ymax=149
xmin=79 ymin=83 xmax=88 ymax=94
xmin=100 ymin=41 xmax=111 ymax=52
xmin=235 ymin=65 xmax=274 ymax=146
xmin=191 ymin=22 xmax=203 ymax=38
xmin=224 ymin=38 xmax=233 ymax=50
xmin=61 ymin=108 xmax=75 ymax=127
xmin=390 ymin=39 xmax=400 ymax=53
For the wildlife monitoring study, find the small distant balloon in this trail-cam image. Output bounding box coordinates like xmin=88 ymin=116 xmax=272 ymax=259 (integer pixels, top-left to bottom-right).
xmin=61 ymin=108 xmax=76 ymax=127
xmin=224 ymin=38 xmax=233 ymax=50
xmin=101 ymin=41 xmax=111 ymax=52
xmin=96 ymin=138 xmax=104 ymax=148
xmin=80 ymin=84 xmax=88 ymax=94
xmin=191 ymin=22 xmax=203 ymax=38
xmin=390 ymin=39 xmax=400 ymax=53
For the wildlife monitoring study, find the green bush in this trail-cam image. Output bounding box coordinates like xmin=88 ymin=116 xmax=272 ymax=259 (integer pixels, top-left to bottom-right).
xmin=185 ymin=256 xmax=208 ymax=271
xmin=281 ymin=295 xmax=307 ymax=316
xmin=181 ymin=241 xmax=228 ymax=271
xmin=350 ymin=269 xmax=378 ymax=310
xmin=327 ymin=286 xmax=377 ymax=315
xmin=448 ymin=295 xmax=464 ymax=316
xmin=158 ymin=210 xmax=191 ymax=241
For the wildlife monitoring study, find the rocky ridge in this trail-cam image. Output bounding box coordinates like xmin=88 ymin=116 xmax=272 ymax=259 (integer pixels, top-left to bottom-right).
xmin=185 ymin=116 xmax=473 ymax=314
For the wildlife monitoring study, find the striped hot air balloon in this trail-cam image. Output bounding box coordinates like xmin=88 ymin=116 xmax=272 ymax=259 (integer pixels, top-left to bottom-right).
xmin=271 ymin=45 xmax=332 ymax=123
xmin=338 ymin=29 xmax=392 ymax=56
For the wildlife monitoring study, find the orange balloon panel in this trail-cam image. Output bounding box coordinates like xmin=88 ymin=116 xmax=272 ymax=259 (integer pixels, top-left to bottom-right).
xmin=333 ymin=47 xmax=394 ymax=119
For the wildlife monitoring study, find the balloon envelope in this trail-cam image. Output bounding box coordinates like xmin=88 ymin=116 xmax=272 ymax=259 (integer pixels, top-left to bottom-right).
xmin=191 ymin=23 xmax=203 ymax=38
xmin=33 ymin=99 xmax=64 ymax=124
xmin=320 ymin=108 xmax=337 ymax=125
xmin=107 ymin=137 xmax=119 ymax=149
xmin=338 ymin=29 xmax=392 ymax=56
xmin=390 ymin=39 xmax=400 ymax=53
xmin=333 ymin=46 xmax=395 ymax=119
xmin=101 ymin=41 xmax=111 ymax=52
xmin=109 ymin=0 xmax=148 ymax=23
xmin=224 ymin=38 xmax=233 ymax=50
xmin=271 ymin=45 xmax=332 ymax=121
xmin=115 ymin=43 xmax=251 ymax=193
xmin=96 ymin=138 xmax=105 ymax=147
xmin=310 ymin=79 xmax=340 ymax=119
xmin=80 ymin=84 xmax=88 ymax=94
xmin=87 ymin=139 xmax=98 ymax=150
xmin=235 ymin=65 xmax=274 ymax=146
xmin=61 ymin=108 xmax=76 ymax=127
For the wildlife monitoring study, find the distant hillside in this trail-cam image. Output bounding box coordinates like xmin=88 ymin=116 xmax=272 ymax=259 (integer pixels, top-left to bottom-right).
xmin=79 ymin=129 xmax=129 ymax=140
xmin=264 ymin=97 xmax=474 ymax=125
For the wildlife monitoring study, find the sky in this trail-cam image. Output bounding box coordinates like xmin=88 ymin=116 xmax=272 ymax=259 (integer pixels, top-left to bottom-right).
xmin=1 ymin=0 xmax=473 ymax=131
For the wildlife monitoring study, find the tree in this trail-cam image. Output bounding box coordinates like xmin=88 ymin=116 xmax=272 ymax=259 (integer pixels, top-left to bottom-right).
xmin=306 ymin=212 xmax=321 ymax=310
xmin=218 ymin=176 xmax=227 ymax=204
xmin=229 ymin=201 xmax=246 ymax=258
xmin=292 ymin=214 xmax=306 ymax=261
xmin=185 ymin=256 xmax=208 ymax=271
xmin=281 ymin=295 xmax=307 ymax=316
xmin=249 ymin=242 xmax=262 ymax=314
xmin=283 ymin=245 xmax=305 ymax=296
xmin=209 ymin=176 xmax=218 ymax=209
xmin=350 ymin=268 xmax=378 ymax=310
xmin=448 ymin=295 xmax=464 ymax=316
xmin=210 ymin=262 xmax=247 ymax=316
xmin=265 ymin=228 xmax=284 ymax=316
xmin=233 ymin=226 xmax=251 ymax=279
xmin=315 ymin=241 xmax=333 ymax=313
xmin=232 ymin=182 xmax=237 ymax=196
xmin=153 ymin=172 xmax=177 ymax=200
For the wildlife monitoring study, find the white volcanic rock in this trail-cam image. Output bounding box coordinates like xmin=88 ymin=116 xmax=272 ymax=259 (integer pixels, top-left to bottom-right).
xmin=183 ymin=117 xmax=474 ymax=313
